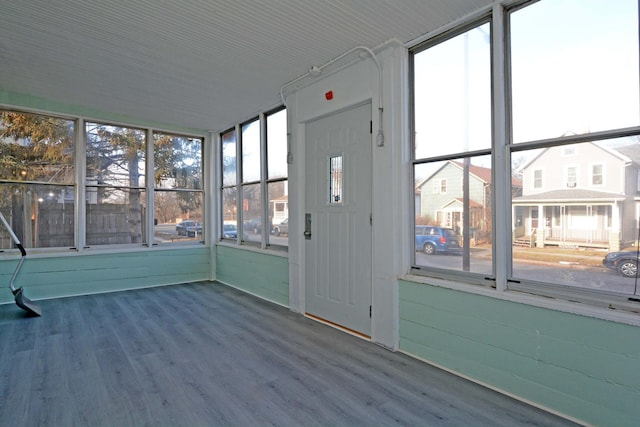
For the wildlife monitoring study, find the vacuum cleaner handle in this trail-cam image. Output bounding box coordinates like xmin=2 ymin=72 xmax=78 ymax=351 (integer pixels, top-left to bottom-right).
xmin=0 ymin=211 xmax=26 ymax=256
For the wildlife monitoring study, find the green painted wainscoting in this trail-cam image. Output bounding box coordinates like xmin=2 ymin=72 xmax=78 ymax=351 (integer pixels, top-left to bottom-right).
xmin=399 ymin=280 xmax=640 ymax=427
xmin=0 ymin=247 xmax=211 ymax=304
xmin=215 ymin=245 xmax=289 ymax=307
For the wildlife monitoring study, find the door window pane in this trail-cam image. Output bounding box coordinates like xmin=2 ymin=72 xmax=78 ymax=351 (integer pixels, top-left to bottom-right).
xmin=329 ymin=155 xmax=343 ymax=205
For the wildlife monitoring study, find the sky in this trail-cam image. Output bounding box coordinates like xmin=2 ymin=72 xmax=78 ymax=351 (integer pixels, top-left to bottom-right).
xmin=413 ymin=0 xmax=639 ymax=179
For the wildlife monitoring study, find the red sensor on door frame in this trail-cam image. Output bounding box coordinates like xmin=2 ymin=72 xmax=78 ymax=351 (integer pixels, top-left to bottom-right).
xmin=325 ymin=90 xmax=333 ymax=100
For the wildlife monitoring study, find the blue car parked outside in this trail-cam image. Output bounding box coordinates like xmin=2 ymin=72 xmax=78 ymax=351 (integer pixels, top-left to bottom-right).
xmin=415 ymin=225 xmax=461 ymax=255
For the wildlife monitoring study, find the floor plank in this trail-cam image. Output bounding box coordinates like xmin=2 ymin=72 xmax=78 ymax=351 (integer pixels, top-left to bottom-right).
xmin=0 ymin=282 xmax=580 ymax=426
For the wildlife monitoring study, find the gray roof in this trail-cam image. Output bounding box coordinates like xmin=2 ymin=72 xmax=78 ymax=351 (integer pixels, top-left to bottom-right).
xmin=513 ymin=188 xmax=626 ymax=204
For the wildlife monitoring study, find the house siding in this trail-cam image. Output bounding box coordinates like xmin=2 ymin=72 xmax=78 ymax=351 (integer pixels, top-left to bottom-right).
xmin=419 ymin=162 xmax=487 ymax=223
xmin=524 ymin=144 xmax=625 ymax=195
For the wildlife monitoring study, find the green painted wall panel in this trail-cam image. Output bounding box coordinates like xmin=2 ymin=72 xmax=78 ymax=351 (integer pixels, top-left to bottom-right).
xmin=215 ymin=245 xmax=288 ymax=306
xmin=0 ymin=247 xmax=211 ymax=304
xmin=399 ymin=279 xmax=640 ymax=426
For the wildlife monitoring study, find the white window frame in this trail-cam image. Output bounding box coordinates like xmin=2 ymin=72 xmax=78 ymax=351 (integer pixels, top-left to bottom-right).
xmin=590 ymin=163 xmax=604 ymax=186
xmin=408 ymin=0 xmax=640 ymax=322
xmin=564 ymin=165 xmax=578 ymax=188
xmin=219 ymin=106 xmax=288 ymax=251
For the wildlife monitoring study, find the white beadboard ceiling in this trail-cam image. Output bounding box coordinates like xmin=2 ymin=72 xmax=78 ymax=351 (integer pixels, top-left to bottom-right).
xmin=0 ymin=0 xmax=491 ymax=132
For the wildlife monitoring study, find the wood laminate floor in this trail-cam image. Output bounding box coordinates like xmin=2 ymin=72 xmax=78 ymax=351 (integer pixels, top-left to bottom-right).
xmin=0 ymin=282 xmax=580 ymax=426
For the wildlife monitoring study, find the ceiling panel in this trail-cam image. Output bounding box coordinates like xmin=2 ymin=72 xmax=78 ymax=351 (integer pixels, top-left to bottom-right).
xmin=0 ymin=0 xmax=491 ymax=131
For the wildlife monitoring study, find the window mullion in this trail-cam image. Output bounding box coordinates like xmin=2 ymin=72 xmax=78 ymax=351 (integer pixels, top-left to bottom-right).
xmin=76 ymin=117 xmax=86 ymax=251
xmin=260 ymin=113 xmax=268 ymax=249
xmin=492 ymin=4 xmax=508 ymax=292
xmin=146 ymin=129 xmax=154 ymax=247
xmin=235 ymin=124 xmax=243 ymax=244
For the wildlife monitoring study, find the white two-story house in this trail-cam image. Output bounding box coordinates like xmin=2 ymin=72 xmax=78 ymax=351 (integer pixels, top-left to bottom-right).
xmin=513 ymin=141 xmax=640 ymax=250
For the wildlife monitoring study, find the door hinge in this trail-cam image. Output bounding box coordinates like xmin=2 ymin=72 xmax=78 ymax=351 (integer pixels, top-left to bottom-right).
xmin=370 ymin=213 xmax=372 ymax=226
xmin=369 ymin=305 xmax=372 ymax=318
xmin=370 ymin=120 xmax=373 ymax=134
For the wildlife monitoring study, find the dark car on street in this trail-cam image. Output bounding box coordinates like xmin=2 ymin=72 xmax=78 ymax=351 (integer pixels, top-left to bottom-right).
xmin=415 ymin=225 xmax=461 ymax=255
xmin=273 ymin=218 xmax=288 ymax=236
xmin=243 ymin=218 xmax=262 ymax=234
xmin=176 ymin=220 xmax=202 ymax=237
xmin=602 ymin=250 xmax=639 ymax=278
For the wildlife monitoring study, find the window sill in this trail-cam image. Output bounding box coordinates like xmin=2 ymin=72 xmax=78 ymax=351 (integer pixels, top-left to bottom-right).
xmin=0 ymin=242 xmax=207 ymax=259
xmin=216 ymin=240 xmax=289 ymax=258
xmin=401 ymin=273 xmax=640 ymax=327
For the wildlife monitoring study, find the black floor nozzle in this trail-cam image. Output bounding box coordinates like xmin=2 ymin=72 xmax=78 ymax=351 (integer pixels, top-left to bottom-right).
xmin=12 ymin=286 xmax=42 ymax=317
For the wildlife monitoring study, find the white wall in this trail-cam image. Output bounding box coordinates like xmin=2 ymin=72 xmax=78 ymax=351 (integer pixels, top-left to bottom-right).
xmin=284 ymin=40 xmax=409 ymax=349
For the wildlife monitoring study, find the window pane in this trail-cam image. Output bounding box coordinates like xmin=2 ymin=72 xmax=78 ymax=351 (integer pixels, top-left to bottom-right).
xmin=414 ymin=155 xmax=493 ymax=275
xmin=510 ymin=0 xmax=640 ymax=143
xmin=329 ymin=155 xmax=343 ymax=204
xmin=414 ymin=23 xmax=491 ymax=159
xmin=0 ymin=111 xmax=75 ymax=183
xmin=511 ymin=136 xmax=640 ymax=295
xmin=153 ymin=191 xmax=203 ymax=243
xmin=0 ymin=184 xmax=74 ymax=249
xmin=242 ymin=119 xmax=261 ymax=183
xmin=267 ymin=109 xmax=287 ymax=179
xmin=86 ymin=187 xmax=146 ymax=245
xmin=222 ymin=129 xmax=236 ymax=186
xmin=154 ymin=133 xmax=202 ymax=190
xmin=86 ymin=123 xmax=145 ymax=187
xmin=268 ymin=181 xmax=288 ymax=247
xmin=222 ymin=187 xmax=237 ymax=240
xmin=242 ymin=183 xmax=261 ymax=244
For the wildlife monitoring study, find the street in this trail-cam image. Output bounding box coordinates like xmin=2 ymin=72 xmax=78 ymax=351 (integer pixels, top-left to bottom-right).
xmin=415 ymin=250 xmax=639 ymax=295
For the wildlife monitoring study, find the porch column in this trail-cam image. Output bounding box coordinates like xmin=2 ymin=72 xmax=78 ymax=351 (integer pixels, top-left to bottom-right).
xmin=609 ymin=202 xmax=621 ymax=251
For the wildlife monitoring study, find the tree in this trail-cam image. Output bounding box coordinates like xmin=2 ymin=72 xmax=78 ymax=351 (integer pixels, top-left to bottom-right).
xmin=153 ymin=134 xmax=203 ymax=220
xmin=0 ymin=112 xmax=75 ymax=247
xmin=0 ymin=111 xmax=74 ymax=182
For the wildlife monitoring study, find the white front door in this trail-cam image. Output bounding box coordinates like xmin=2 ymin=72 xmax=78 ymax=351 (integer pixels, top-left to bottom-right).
xmin=304 ymin=103 xmax=372 ymax=337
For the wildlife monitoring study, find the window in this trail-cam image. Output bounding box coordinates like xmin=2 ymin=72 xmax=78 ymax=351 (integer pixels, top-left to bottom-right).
xmin=0 ymin=111 xmax=75 ymax=249
xmin=412 ymin=0 xmax=640 ymax=311
xmin=533 ymin=170 xmax=542 ymax=189
xmin=85 ymin=123 xmax=146 ymax=246
xmin=591 ymin=164 xmax=603 ymax=186
xmin=241 ymin=119 xmax=261 ymax=244
xmin=267 ymin=108 xmax=289 ymax=247
xmin=221 ymin=129 xmax=237 ymax=240
xmin=509 ymin=0 xmax=640 ymax=303
xmin=220 ymin=107 xmax=288 ymax=248
xmin=0 ymin=110 xmax=205 ymax=252
xmin=565 ymin=166 xmax=577 ymax=188
xmin=432 ymin=179 xmax=447 ymax=194
xmin=153 ymin=133 xmax=203 ymax=243
xmin=412 ymin=22 xmax=493 ymax=278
